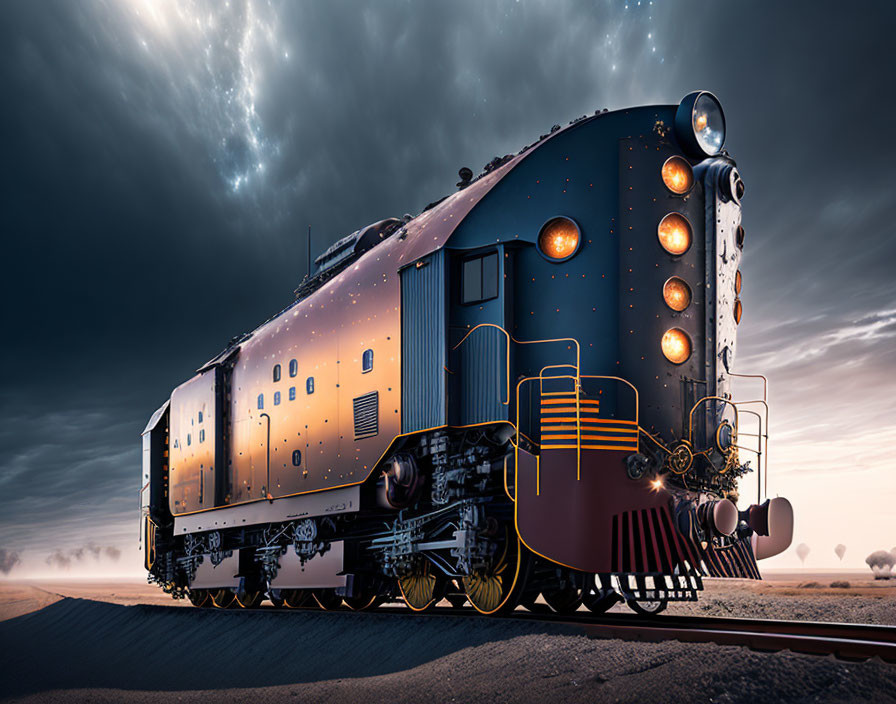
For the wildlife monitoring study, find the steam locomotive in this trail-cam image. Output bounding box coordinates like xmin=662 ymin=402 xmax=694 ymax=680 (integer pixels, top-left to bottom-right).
xmin=141 ymin=91 xmax=793 ymax=615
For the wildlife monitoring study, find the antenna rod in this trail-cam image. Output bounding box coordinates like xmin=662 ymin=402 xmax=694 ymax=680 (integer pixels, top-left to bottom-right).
xmin=306 ymin=225 xmax=311 ymax=279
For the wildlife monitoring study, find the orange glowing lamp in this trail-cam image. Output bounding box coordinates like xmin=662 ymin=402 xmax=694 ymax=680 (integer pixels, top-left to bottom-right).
xmin=663 ymin=277 xmax=692 ymax=312
xmin=661 ymin=156 xmax=693 ymax=195
xmin=661 ymin=328 xmax=692 ymax=364
xmin=537 ymin=217 xmax=580 ymax=261
xmin=657 ymin=213 xmax=692 ymax=255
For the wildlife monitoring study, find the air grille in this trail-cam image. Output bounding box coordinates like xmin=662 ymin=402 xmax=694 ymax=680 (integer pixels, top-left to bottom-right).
xmin=353 ymin=391 xmax=379 ymax=440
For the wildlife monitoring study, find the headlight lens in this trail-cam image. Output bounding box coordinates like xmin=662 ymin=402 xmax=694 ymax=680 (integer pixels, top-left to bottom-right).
xmin=537 ymin=216 xmax=580 ymax=261
xmin=716 ymin=422 xmax=734 ymax=452
xmin=675 ymin=91 xmax=726 ymax=158
xmin=657 ymin=213 xmax=692 ymax=256
xmin=661 ymin=156 xmax=693 ymax=195
xmin=661 ymin=328 xmax=692 ymax=364
xmin=693 ymin=94 xmax=725 ymax=154
xmin=663 ymin=277 xmax=692 ymax=311
xmin=735 ymin=270 xmax=742 ymax=295
xmin=734 ymin=299 xmax=743 ymax=324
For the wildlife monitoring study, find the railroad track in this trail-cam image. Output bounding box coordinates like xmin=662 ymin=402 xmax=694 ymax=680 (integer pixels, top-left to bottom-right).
xmin=266 ymin=601 xmax=896 ymax=664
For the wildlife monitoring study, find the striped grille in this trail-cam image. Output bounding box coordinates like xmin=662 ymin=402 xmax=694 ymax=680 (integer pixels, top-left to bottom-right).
xmin=540 ymin=391 xmax=638 ymax=451
xmin=353 ymin=391 xmax=379 ymax=440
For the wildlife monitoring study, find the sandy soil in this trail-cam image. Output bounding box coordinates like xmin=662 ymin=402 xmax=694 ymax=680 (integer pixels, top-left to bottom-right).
xmin=0 ymin=576 xmax=893 ymax=703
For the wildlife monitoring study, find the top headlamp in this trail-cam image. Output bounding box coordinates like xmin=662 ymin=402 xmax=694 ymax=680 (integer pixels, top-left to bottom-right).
xmin=675 ymin=91 xmax=726 ymax=158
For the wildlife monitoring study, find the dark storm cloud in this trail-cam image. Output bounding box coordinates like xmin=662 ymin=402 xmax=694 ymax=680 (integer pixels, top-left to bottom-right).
xmin=1 ymin=0 xmax=894 ymax=564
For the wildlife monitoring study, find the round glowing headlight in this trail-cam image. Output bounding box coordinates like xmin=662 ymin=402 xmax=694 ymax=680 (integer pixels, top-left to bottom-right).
xmin=716 ymin=421 xmax=734 ymax=452
xmin=537 ymin=216 xmax=581 ymax=261
xmin=675 ymin=91 xmax=726 ymax=158
xmin=735 ymin=270 xmax=742 ymax=295
xmin=661 ymin=328 xmax=692 ymax=364
xmin=663 ymin=277 xmax=692 ymax=311
xmin=661 ymin=156 xmax=693 ymax=195
xmin=657 ymin=213 xmax=692 ymax=256
xmin=734 ymin=299 xmax=743 ymax=324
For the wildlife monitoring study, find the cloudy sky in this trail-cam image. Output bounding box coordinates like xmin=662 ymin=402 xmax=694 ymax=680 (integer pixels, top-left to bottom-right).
xmin=1 ymin=0 xmax=893 ymax=578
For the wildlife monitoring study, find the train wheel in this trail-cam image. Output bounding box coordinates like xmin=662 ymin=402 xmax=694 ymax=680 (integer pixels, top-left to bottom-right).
xmin=188 ymin=589 xmax=210 ymax=608
xmin=462 ymin=532 xmax=528 ymax=615
xmin=210 ymin=588 xmax=235 ymax=609
xmin=583 ymin=588 xmax=621 ymax=614
xmin=281 ymin=589 xmax=309 ymax=608
xmin=233 ymin=590 xmax=263 ymax=609
xmin=312 ymin=590 xmax=342 ymax=610
xmin=344 ymin=594 xmax=382 ymax=611
xmin=542 ymin=584 xmax=582 ymax=614
xmin=398 ymin=560 xmax=440 ymax=612
xmin=626 ymin=598 xmax=667 ymax=616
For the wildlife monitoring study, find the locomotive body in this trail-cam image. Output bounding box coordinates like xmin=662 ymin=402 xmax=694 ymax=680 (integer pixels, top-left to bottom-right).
xmin=141 ymin=92 xmax=793 ymax=614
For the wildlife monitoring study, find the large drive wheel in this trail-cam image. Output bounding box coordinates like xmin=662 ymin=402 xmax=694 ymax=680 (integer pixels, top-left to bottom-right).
xmin=312 ymin=590 xmax=343 ymax=610
xmin=210 ymin=588 xmax=235 ymax=609
xmin=188 ymin=589 xmax=210 ymax=608
xmin=281 ymin=589 xmax=309 ymax=608
xmin=583 ymin=588 xmax=622 ymax=614
xmin=233 ymin=590 xmax=263 ymax=609
xmin=462 ymin=531 xmax=528 ymax=615
xmin=344 ymin=594 xmax=382 ymax=611
xmin=398 ymin=560 xmax=441 ymax=612
xmin=542 ymin=584 xmax=582 ymax=614
xmin=626 ymin=598 xmax=667 ymax=616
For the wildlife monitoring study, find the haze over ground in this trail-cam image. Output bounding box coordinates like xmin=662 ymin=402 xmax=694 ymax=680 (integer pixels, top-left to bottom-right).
xmin=1 ymin=0 xmax=894 ymax=578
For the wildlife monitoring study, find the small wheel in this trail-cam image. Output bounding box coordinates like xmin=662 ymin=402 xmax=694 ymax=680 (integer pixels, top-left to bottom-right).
xmin=398 ymin=560 xmax=441 ymax=611
xmin=542 ymin=584 xmax=582 ymax=614
xmin=312 ymin=590 xmax=343 ymax=610
xmin=281 ymin=589 xmax=309 ymax=608
xmin=463 ymin=530 xmax=528 ymax=615
xmin=344 ymin=594 xmax=382 ymax=611
xmin=582 ymin=588 xmax=621 ymax=615
xmin=188 ymin=589 xmax=210 ymax=608
xmin=626 ymin=598 xmax=667 ymax=616
xmin=233 ymin=590 xmax=263 ymax=609
xmin=210 ymin=588 xmax=235 ymax=609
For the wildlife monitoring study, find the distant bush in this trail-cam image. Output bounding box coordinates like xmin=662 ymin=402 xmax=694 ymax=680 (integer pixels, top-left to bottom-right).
xmin=829 ymin=581 xmax=850 ymax=588
xmin=797 ymin=581 xmax=822 ymax=588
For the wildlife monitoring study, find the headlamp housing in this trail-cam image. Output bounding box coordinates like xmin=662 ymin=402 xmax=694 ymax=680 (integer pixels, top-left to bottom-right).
xmin=675 ymin=91 xmax=726 ymax=158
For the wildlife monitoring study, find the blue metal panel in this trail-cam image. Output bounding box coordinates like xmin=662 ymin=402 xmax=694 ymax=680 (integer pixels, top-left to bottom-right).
xmin=458 ymin=322 xmax=507 ymax=425
xmin=401 ymin=251 xmax=446 ymax=432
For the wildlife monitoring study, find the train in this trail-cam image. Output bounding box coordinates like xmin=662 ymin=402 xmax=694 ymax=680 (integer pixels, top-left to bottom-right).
xmin=140 ymin=91 xmax=793 ymax=615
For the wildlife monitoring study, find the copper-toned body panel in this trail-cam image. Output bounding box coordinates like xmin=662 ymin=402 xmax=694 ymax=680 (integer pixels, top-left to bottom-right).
xmin=169 ymin=372 xmax=217 ymax=514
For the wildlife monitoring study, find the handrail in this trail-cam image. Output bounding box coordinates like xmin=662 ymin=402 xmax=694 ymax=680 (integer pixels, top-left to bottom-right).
xmin=736 ymin=408 xmax=764 ymax=504
xmin=728 ymin=372 xmax=768 ymax=402
xmin=734 ymin=399 xmax=770 ymax=498
xmin=687 ymin=396 xmax=739 ymax=449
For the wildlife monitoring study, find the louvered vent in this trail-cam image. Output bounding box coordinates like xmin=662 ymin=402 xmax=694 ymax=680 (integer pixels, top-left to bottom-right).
xmin=353 ymin=391 xmax=379 ymax=440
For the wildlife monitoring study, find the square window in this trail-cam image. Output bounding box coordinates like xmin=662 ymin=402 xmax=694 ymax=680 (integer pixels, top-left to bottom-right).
xmin=462 ymin=251 xmax=499 ymax=304
xmin=257 ymin=394 xmax=264 ymax=410
xmin=274 ymin=391 xmax=281 ymax=406
xmin=273 ymin=364 xmax=281 ymax=382
xmin=199 ymin=429 xmax=205 ymax=443
xmin=289 ymin=386 xmax=296 ymax=401
xmin=198 ymin=411 xmax=203 ymax=424
xmin=306 ymin=377 xmax=315 ymax=394
xmin=289 ymin=359 xmax=298 ymax=377
xmin=362 ymin=349 xmax=373 ymax=373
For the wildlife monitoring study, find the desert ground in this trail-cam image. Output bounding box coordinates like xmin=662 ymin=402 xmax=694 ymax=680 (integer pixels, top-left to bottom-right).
xmin=0 ymin=572 xmax=893 ymax=703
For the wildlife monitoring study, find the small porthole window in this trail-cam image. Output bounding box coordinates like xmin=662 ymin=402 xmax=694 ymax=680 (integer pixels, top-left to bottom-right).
xmin=257 ymin=393 xmax=264 ymax=410
xmin=199 ymin=429 xmax=205 ymax=443
xmin=274 ymin=391 xmax=281 ymax=406
xmin=362 ymin=349 xmax=374 ymax=373
xmin=198 ymin=411 xmax=203 ymax=423
xmin=306 ymin=377 xmax=315 ymax=394
xmin=289 ymin=359 xmax=298 ymax=377
xmin=292 ymin=449 xmax=302 ymax=467
xmin=289 ymin=386 xmax=296 ymax=401
xmin=273 ymin=364 xmax=281 ymax=382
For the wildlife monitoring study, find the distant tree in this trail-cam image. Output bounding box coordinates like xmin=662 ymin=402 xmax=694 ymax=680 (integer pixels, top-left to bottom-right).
xmin=866 ymin=550 xmax=895 ymax=579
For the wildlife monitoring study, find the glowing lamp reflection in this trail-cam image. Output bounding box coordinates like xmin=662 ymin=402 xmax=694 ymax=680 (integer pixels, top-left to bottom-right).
xmin=657 ymin=213 xmax=692 ymax=255
xmin=661 ymin=328 xmax=691 ymax=364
